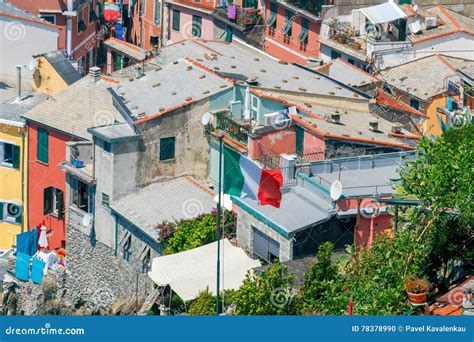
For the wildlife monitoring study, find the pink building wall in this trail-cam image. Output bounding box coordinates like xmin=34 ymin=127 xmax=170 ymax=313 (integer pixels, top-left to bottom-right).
xmin=167 ymin=4 xmax=215 ymax=43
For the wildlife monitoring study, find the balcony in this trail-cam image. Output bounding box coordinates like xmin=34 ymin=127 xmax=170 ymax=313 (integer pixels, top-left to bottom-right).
xmin=215 ymin=110 xmax=251 ymax=144
xmin=213 ymin=4 xmax=261 ymax=29
xmin=59 ymin=141 xmax=95 ymax=184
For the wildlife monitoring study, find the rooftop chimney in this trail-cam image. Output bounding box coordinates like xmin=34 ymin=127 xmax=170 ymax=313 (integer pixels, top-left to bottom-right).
xmin=330 ymin=113 xmax=341 ymax=124
xmin=16 ymin=65 xmax=21 ymax=102
xmin=135 ymin=66 xmax=143 ymax=78
xmin=89 ymin=66 xmax=101 ymax=83
xmin=391 ymin=123 xmax=403 ymax=134
xmin=369 ymin=119 xmax=379 ymax=132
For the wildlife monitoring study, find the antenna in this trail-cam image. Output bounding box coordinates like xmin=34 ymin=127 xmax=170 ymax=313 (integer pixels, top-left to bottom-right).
xmin=330 ymin=180 xmax=343 ymax=201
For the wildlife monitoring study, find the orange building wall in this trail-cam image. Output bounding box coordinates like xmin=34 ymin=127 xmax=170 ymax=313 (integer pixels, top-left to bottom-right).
xmin=129 ymin=0 xmax=162 ymax=50
xmin=264 ymin=1 xmax=321 ymax=64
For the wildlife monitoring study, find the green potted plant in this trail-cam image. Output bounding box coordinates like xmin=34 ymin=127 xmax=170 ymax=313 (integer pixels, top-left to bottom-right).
xmin=405 ymin=277 xmax=430 ymax=304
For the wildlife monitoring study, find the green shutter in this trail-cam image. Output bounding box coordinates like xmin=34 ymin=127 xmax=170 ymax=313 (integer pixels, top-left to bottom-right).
xmin=37 ymin=128 xmax=49 ymax=164
xmin=296 ymin=126 xmax=304 ymax=156
xmin=0 ymin=202 xmax=3 ymax=220
xmin=15 ymin=205 xmax=22 ymax=224
xmin=192 ymin=16 xmax=201 ymax=37
xmin=12 ymin=145 xmax=20 ymax=169
xmin=57 ymin=190 xmax=65 ymax=219
xmin=172 ymin=10 xmax=180 ymax=31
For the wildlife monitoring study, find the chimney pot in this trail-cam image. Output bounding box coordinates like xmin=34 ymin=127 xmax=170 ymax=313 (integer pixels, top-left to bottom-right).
xmin=369 ymin=120 xmax=379 ymax=131
xmin=89 ymin=66 xmax=101 ymax=83
xmin=330 ymin=113 xmax=341 ymax=124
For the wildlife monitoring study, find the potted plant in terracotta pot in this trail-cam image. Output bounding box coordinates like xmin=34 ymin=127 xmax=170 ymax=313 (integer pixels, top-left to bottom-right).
xmin=405 ymin=277 xmax=430 ymax=304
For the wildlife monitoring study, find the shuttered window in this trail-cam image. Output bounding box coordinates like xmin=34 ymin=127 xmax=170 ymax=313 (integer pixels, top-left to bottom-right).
xmin=192 ymin=15 xmax=202 ymax=37
xmin=159 ymin=137 xmax=175 ymax=161
xmin=299 ymin=17 xmax=309 ymax=44
xmin=0 ymin=143 xmax=20 ymax=168
xmin=172 ymin=10 xmax=180 ymax=31
xmin=154 ymin=0 xmax=160 ymax=25
xmin=37 ymin=127 xmax=49 ymax=164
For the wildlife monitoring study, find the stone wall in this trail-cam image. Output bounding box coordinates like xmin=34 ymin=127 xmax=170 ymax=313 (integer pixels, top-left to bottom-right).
xmin=324 ymin=139 xmax=398 ymax=159
xmin=236 ymin=206 xmax=293 ymax=262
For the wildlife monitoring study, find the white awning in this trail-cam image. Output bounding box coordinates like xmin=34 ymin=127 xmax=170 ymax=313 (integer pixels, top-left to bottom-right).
xmin=360 ymin=1 xmax=407 ymax=25
xmin=148 ymin=239 xmax=261 ymax=301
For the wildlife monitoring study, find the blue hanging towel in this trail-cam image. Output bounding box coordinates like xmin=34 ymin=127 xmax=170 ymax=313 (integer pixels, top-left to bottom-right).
xmin=16 ymin=231 xmax=30 ymax=255
xmin=31 ymin=258 xmax=46 ymax=284
xmin=15 ymin=252 xmax=30 ymax=282
xmin=29 ymin=228 xmax=38 ymax=256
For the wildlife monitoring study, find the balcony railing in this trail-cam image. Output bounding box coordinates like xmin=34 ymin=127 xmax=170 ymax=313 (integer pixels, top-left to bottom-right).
xmin=216 ymin=112 xmax=251 ymax=144
xmin=214 ymin=5 xmax=261 ymax=27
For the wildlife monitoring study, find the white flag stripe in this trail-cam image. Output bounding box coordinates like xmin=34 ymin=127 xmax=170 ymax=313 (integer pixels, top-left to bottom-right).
xmin=239 ymin=154 xmax=262 ymax=201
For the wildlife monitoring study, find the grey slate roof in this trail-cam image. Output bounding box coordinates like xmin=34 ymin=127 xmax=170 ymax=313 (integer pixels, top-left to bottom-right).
xmin=316 ymin=58 xmax=379 ymax=88
xmin=104 ymin=38 xmax=147 ymax=61
xmin=0 ymin=0 xmax=46 ymax=22
xmin=458 ymin=64 xmax=474 ymax=82
xmin=109 ymin=58 xmax=231 ymax=121
xmin=232 ymin=184 xmax=335 ymax=237
xmin=152 ymin=40 xmax=360 ymax=98
xmin=378 ymin=55 xmax=473 ymax=101
xmin=111 ymin=177 xmax=216 ymax=237
xmin=88 ymin=123 xmax=138 ymax=142
xmin=42 ymin=50 xmax=81 ymax=85
xmin=22 ymin=76 xmax=124 ymax=140
xmin=0 ymin=74 xmax=46 ymax=123
xmin=315 ymin=166 xmax=400 ymax=197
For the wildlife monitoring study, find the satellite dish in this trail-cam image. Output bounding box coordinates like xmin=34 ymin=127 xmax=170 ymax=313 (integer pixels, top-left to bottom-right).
xmin=201 ymin=112 xmax=211 ymax=126
xmin=330 ymin=180 xmax=343 ymax=201
xmin=82 ymin=213 xmax=93 ymax=227
xmin=28 ymin=59 xmax=37 ymax=71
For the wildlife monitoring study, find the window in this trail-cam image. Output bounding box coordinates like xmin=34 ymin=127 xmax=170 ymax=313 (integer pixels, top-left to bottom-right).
xmin=153 ymin=0 xmax=160 ymax=25
xmin=159 ymin=137 xmax=175 ymax=161
xmin=89 ymin=2 xmax=98 ymax=22
xmin=72 ymin=178 xmax=91 ymax=213
xmin=141 ymin=249 xmax=151 ymax=273
xmin=40 ymin=15 xmax=56 ymax=24
xmin=140 ymin=0 xmax=146 ymax=15
xmin=77 ymin=10 xmax=86 ymax=33
xmin=282 ymin=10 xmax=293 ymax=37
xmin=410 ymin=98 xmax=420 ymax=110
xmin=43 ymin=187 xmax=64 ymax=218
xmin=267 ymin=2 xmax=277 ymax=29
xmin=331 ymin=50 xmax=341 ymax=60
xmin=102 ymin=193 xmax=110 ymax=208
xmin=0 ymin=142 xmax=19 ymax=168
xmin=37 ymin=128 xmax=49 ymax=164
xmin=348 ymin=58 xmax=355 ymax=65
xmin=0 ymin=202 xmax=22 ymax=224
xmin=299 ymin=17 xmax=309 ymax=44
xmin=192 ymin=15 xmax=202 ymax=37
xmin=123 ymin=235 xmax=132 ymax=261
xmin=172 ymin=10 xmax=180 ymax=31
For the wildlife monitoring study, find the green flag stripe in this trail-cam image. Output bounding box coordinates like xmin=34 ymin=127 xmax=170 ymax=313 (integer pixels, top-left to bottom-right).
xmin=223 ymin=146 xmax=245 ymax=196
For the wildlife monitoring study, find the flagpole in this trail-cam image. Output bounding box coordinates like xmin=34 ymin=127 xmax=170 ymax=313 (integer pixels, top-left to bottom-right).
xmin=216 ymin=130 xmax=224 ymax=315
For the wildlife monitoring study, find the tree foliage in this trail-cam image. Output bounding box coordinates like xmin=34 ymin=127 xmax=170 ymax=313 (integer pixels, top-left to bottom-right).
xmin=188 ymin=289 xmax=216 ymax=316
xmin=233 ymin=262 xmax=297 ymax=315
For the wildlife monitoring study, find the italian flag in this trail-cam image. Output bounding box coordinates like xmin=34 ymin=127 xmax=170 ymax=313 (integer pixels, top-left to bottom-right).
xmin=223 ymin=147 xmax=283 ymax=208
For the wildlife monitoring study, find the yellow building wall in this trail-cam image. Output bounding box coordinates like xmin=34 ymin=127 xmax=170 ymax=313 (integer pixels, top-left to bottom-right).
xmin=423 ymin=94 xmax=458 ymax=136
xmin=32 ymin=56 xmax=69 ymax=96
xmin=0 ymin=123 xmax=27 ymax=250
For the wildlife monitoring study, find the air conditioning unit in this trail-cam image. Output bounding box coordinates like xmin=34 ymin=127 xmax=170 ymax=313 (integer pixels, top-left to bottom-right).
xmin=264 ymin=111 xmax=291 ymax=128
xmin=425 ymin=17 xmax=437 ymax=29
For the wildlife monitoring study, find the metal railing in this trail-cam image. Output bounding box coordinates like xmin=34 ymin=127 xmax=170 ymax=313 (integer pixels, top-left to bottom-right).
xmin=216 ymin=111 xmax=251 ymax=144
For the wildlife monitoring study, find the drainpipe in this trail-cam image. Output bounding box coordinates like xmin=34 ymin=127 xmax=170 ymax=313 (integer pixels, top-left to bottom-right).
xmin=16 ymin=65 xmax=21 ymax=102
xmin=20 ymin=128 xmax=26 ymax=233
xmin=66 ymin=0 xmax=74 ymax=59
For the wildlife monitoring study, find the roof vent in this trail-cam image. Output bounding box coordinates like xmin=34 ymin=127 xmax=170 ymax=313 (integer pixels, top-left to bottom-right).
xmin=391 ymin=123 xmax=403 ymax=134
xmin=135 ymin=66 xmax=143 ymax=78
xmin=369 ymin=120 xmax=379 ymax=132
xmin=425 ymin=17 xmax=437 ymax=29
xmin=330 ymin=113 xmax=341 ymax=124
xmin=89 ymin=66 xmax=101 ymax=83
